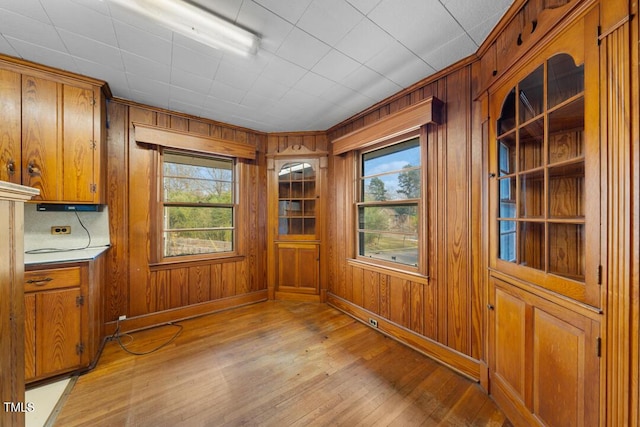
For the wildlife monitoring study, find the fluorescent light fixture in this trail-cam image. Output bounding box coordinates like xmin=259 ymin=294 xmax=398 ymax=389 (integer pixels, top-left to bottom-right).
xmin=108 ymin=0 xmax=260 ymax=56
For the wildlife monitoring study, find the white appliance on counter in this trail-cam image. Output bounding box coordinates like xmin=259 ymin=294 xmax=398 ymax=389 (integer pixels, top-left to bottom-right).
xmin=23 ymin=203 xmax=111 ymax=265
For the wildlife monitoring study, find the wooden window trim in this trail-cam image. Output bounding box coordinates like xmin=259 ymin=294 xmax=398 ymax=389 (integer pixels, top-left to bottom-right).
xmin=133 ymin=122 xmax=256 ymax=160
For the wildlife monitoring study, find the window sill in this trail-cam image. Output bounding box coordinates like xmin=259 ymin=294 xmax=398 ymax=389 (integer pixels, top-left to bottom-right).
xmin=347 ymin=258 xmax=429 ymax=284
xmin=149 ymin=254 xmax=245 ymax=271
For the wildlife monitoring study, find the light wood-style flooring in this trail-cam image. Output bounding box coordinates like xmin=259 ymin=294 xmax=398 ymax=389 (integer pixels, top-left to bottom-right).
xmin=54 ymin=301 xmax=511 ymax=426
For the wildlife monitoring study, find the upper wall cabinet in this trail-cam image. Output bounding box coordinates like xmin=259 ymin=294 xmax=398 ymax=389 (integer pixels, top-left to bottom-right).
xmin=0 ymin=59 xmax=106 ymax=203
xmin=488 ymin=5 xmax=600 ymax=308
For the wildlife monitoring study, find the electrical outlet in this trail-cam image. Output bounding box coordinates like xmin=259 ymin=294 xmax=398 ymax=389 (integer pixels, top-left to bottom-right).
xmin=118 ymin=315 xmax=126 ymax=321
xmin=369 ymin=318 xmax=378 ymax=328
xmin=51 ymin=225 xmax=71 ymax=235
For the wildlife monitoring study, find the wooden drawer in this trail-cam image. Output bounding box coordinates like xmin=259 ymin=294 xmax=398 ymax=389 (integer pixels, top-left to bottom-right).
xmin=24 ymin=266 xmax=81 ymax=292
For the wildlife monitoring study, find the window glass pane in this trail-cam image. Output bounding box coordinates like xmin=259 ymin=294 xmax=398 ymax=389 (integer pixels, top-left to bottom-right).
xmin=498 ymin=88 xmax=516 ymax=135
xmin=547 ymin=54 xmax=584 ymax=108
xmin=519 ymin=119 xmax=544 ymax=171
xmin=498 ymin=134 xmax=516 ymax=176
xmin=359 ymin=231 xmax=418 ymax=266
xmin=548 ymin=97 xmax=584 ymax=163
xmin=164 ymin=230 xmax=233 ymax=257
xmin=519 ymin=65 xmax=544 ymax=123
xmin=498 ymin=220 xmax=516 ymax=262
xmin=165 ymin=206 xmax=233 ymax=229
xmin=499 ymin=177 xmax=516 ymax=218
xmin=358 ymin=205 xmax=418 ymax=266
xmin=519 ymin=221 xmax=545 ymax=270
xmin=362 ymin=138 xmax=420 ymax=177
xmin=362 ymin=168 xmax=421 ymax=201
xmin=548 ymin=223 xmax=584 ymax=280
xmin=164 ymin=153 xmax=233 ymax=204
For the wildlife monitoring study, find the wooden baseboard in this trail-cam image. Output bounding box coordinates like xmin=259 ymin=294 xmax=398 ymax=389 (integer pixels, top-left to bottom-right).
xmin=327 ymin=293 xmax=482 ymax=381
xmin=274 ymin=291 xmax=321 ymax=302
xmin=104 ymin=291 xmax=268 ymax=335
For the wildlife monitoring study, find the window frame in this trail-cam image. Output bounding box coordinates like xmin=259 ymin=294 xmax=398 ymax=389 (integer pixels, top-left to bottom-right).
xmin=355 ymin=132 xmax=425 ymax=274
xmin=156 ymin=148 xmax=238 ymax=263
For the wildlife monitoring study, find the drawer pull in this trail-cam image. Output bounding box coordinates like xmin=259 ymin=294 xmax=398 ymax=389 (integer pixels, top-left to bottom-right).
xmin=26 ymin=277 xmax=54 ymax=285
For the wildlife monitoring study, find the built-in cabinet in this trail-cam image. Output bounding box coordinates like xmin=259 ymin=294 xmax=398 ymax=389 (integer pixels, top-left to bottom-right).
xmin=487 ymin=4 xmax=602 ymax=426
xmin=24 ymin=260 xmax=103 ymax=383
xmin=0 ymin=57 xmax=106 ymax=203
xmin=267 ymin=145 xmax=327 ymax=301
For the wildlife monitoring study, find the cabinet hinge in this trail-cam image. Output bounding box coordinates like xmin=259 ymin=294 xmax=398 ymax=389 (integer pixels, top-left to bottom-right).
xmin=90 ymin=183 xmax=97 ymax=193
xmin=597 ymin=265 xmax=602 ymax=285
xmin=91 ymin=97 xmax=96 ymax=107
xmin=596 ymin=337 xmax=602 ymax=358
xmin=76 ymin=343 xmax=85 ymax=355
xmin=76 ymin=295 xmax=85 ymax=307
xmin=89 ymin=140 xmax=97 ymax=150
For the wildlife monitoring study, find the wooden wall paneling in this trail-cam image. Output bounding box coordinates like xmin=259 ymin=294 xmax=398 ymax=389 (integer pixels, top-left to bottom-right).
xmin=169 ymin=268 xmax=189 ymax=309
xmin=632 ymin=6 xmax=640 ymax=427
xmin=235 ymin=260 xmax=249 ymax=295
xmin=188 ymin=265 xmax=211 ymax=304
xmin=423 ymin=280 xmax=437 ymax=340
xmin=351 ymin=265 xmax=363 ymax=306
xmin=24 ymin=293 xmax=36 ymax=380
xmin=153 ymin=265 xmax=171 ymax=313
xmin=105 ymin=101 xmax=129 ymax=321
xmin=189 ymin=120 xmax=210 ymax=136
xmin=155 ymin=113 xmax=169 ymax=128
xmin=210 ymin=263 xmax=222 ymax=300
xmin=410 ymin=281 xmax=423 ymax=334
xmin=601 ymin=16 xmax=633 ymax=427
xmin=389 ymin=276 xmax=410 ymax=328
xmin=221 ymin=262 xmax=235 ymax=298
xmin=444 ymin=68 xmax=472 ymax=355
xmin=169 ymin=115 xmax=188 ymax=132
xmin=127 ymin=107 xmax=155 ymax=317
xmin=363 ymin=270 xmax=379 ymax=314
xmin=379 ymin=274 xmax=390 ymax=319
xmin=0 ymin=69 xmax=21 ymax=184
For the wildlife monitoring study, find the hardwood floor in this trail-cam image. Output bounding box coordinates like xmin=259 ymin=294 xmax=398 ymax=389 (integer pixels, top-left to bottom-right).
xmin=54 ymin=301 xmax=511 ymax=426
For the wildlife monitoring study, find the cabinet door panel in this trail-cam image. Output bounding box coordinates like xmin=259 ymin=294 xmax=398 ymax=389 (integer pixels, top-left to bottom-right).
xmin=276 ymin=243 xmax=319 ymax=294
xmin=494 ymin=287 xmax=528 ymax=403
xmin=36 ymin=288 xmax=81 ymax=376
xmin=62 ymin=85 xmax=95 ymax=202
xmin=24 ymin=294 xmax=36 ymax=381
xmin=0 ymin=69 xmax=21 ymax=184
xmin=22 ymin=75 xmax=59 ymax=201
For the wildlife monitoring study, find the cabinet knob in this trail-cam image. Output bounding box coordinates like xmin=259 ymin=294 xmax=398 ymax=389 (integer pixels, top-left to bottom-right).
xmin=6 ymin=160 xmax=15 ymax=176
xmin=26 ymin=277 xmax=53 ymax=286
xmin=27 ymin=161 xmax=41 ymax=177
xmin=487 ymin=304 xmax=495 ymax=310
xmin=489 ymin=172 xmax=496 ymax=178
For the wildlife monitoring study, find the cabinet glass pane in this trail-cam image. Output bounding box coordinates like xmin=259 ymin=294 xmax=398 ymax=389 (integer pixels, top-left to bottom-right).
xmin=499 ymin=177 xmax=516 ymax=218
xmin=548 ymin=54 xmax=584 ymax=108
xmin=519 ymin=119 xmax=544 ymax=171
xmin=548 ymin=223 xmax=584 ymax=280
xmin=520 ymin=171 xmax=544 ymax=218
xmin=519 ymin=65 xmax=544 ymax=123
xmin=549 ymin=97 xmax=584 ymax=163
xmin=498 ymin=220 xmax=516 ymax=262
xmin=498 ymin=134 xmax=516 ymax=176
xmin=519 ymin=222 xmax=545 ymax=270
xmin=549 ymin=163 xmax=584 ymax=218
xmin=498 ymin=88 xmax=516 ymax=135
xmin=278 ymin=161 xmax=316 ymax=236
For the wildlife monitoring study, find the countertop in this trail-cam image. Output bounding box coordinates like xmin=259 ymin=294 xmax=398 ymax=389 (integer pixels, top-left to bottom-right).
xmin=24 ymin=246 xmax=110 ymax=266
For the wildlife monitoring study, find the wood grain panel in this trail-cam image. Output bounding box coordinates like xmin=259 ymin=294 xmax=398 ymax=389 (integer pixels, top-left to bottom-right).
xmin=36 ymin=288 xmax=81 ymax=376
xmin=221 ymin=262 xmax=235 ymax=298
xmin=410 ymin=281 xmax=423 ymax=334
xmin=154 ymin=270 xmax=170 ymax=311
xmin=351 ymin=265 xmax=363 ymax=306
xmin=389 ymin=276 xmax=410 ymax=328
xmin=188 ymin=265 xmax=211 ymax=304
xmin=105 ymin=101 xmax=129 ymax=322
xmin=24 ymin=293 xmax=36 ymax=380
xmin=22 ymin=75 xmax=60 ymax=200
xmin=363 ymin=270 xmax=379 ymax=314
xmin=0 ymin=69 xmax=21 ymax=184
xmin=62 ymin=84 xmax=94 ymax=202
xmin=169 ymin=268 xmax=189 ymax=308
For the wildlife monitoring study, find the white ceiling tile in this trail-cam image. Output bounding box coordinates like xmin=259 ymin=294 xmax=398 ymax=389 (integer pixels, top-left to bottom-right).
xmin=341 ymin=66 xmax=400 ymax=100
xmin=171 ymin=44 xmax=221 ymax=80
xmin=106 ymin=3 xmax=173 ymax=40
xmin=0 ymin=1 xmax=49 ymax=23
xmin=4 ymin=37 xmax=79 ymax=74
xmin=420 ymin=33 xmax=478 ymax=71
xmin=252 ymin=0 xmax=314 ymax=24
xmin=345 ymin=0 xmax=382 ymax=15
xmin=0 ymin=35 xmax=19 ymax=58
xmin=294 ymin=72 xmax=336 ymax=97
xmin=58 ymin=29 xmax=124 ymax=70
xmin=209 ymin=81 xmax=246 ymax=103
xmin=237 ymin=1 xmax=294 ymax=53
xmin=382 ymin=55 xmax=436 ymax=88
xmin=129 ymin=88 xmax=169 ymax=109
xmin=250 ymin=76 xmax=290 ymax=100
xmin=113 ymin=20 xmax=172 ymax=65
xmin=0 ymin=9 xmax=67 ymax=52
xmin=336 ymin=18 xmax=395 ymax=64
xmin=312 ymin=49 xmax=361 ymax=83
xmin=170 ymin=69 xmax=214 ymax=95
xmin=260 ymin=56 xmax=307 ymax=87
xmin=297 ymin=0 xmax=363 ymax=46
xmin=40 ymin=0 xmax=118 ymax=46
xmin=168 ymin=85 xmax=207 ymax=106
xmin=121 ymin=52 xmax=171 ymax=82
xmin=440 ymin=0 xmax=512 ymax=32
xmin=215 ymin=61 xmax=261 ymax=91
xmin=73 ymin=58 xmax=129 ymax=95
xmin=276 ymin=27 xmax=330 ymax=69
xmin=365 ymin=39 xmax=424 ymax=79
xmin=190 ymin=0 xmax=243 ymax=23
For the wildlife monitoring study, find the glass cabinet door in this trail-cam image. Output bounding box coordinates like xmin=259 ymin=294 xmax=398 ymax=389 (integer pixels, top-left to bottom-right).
xmin=493 ymin=53 xmax=595 ymax=304
xmin=277 ymin=161 xmax=316 ymax=236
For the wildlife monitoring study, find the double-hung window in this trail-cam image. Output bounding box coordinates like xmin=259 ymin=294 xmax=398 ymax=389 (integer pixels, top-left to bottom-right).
xmin=161 ymin=150 xmax=235 ymax=258
xmin=357 ymin=137 xmax=422 ymax=269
